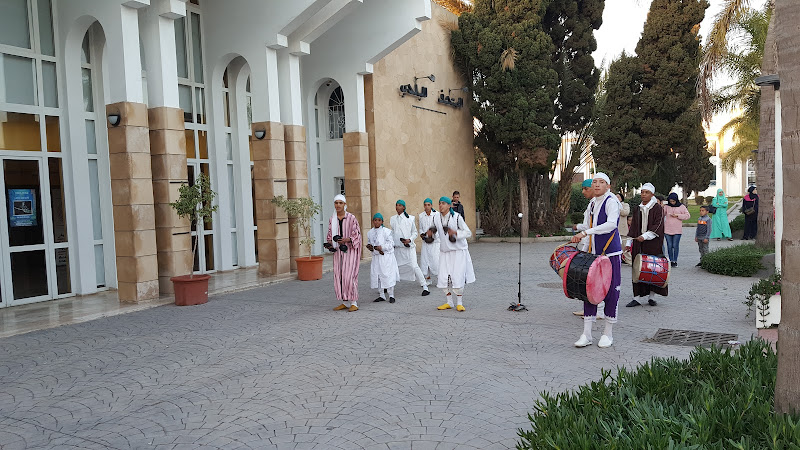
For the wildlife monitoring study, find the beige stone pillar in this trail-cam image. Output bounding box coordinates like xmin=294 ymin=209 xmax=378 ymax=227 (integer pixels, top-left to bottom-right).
xmin=252 ymin=122 xmax=291 ymax=275
xmin=149 ymin=107 xmax=192 ymax=294
xmin=284 ymin=125 xmax=309 ymax=270
xmin=107 ymin=102 xmax=159 ymax=302
xmin=343 ymin=132 xmax=371 ymax=257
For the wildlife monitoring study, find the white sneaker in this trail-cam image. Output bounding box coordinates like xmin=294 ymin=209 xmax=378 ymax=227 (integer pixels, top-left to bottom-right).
xmin=598 ymin=335 xmax=613 ymax=348
xmin=574 ymin=335 xmax=592 ymax=348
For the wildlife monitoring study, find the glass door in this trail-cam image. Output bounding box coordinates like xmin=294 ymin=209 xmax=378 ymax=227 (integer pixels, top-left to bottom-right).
xmin=0 ymin=157 xmax=52 ymax=305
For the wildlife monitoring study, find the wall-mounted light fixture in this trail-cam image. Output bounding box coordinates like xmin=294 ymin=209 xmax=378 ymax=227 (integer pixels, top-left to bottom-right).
xmin=414 ymin=74 xmax=436 ymax=83
xmin=449 ymin=86 xmax=469 ymax=96
xmin=254 ymin=129 xmax=266 ymax=140
xmin=107 ymin=113 xmax=121 ymax=127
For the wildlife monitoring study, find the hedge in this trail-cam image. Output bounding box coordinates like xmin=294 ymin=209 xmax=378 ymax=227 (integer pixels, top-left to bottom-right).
xmin=517 ymin=339 xmax=800 ymax=449
xmin=730 ymin=214 xmax=746 ymax=232
xmin=700 ymin=243 xmax=771 ymax=277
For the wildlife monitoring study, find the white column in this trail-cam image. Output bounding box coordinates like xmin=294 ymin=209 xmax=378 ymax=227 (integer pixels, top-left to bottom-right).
xmin=140 ymin=0 xmax=185 ymax=108
xmin=232 ymin=66 xmax=257 ymax=267
xmin=341 ymin=72 xmax=366 ymax=133
xmin=278 ymin=49 xmax=304 ymax=126
xmin=104 ymin=4 xmax=145 ymax=104
xmin=775 ymin=88 xmax=783 ymax=273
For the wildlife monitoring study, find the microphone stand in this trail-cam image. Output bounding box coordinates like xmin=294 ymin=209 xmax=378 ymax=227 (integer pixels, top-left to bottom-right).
xmin=509 ymin=212 xmax=527 ymax=311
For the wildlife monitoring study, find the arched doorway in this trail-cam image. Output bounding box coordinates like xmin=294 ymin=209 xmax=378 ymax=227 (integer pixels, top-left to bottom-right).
xmin=310 ymin=80 xmax=346 ymax=253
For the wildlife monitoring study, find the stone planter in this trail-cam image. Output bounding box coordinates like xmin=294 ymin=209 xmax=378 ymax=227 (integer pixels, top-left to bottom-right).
xmin=756 ymin=294 xmax=781 ymax=329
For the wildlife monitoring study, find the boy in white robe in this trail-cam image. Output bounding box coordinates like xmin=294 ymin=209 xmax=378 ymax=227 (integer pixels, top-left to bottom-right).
xmin=390 ymin=200 xmax=430 ymax=296
xmin=418 ymin=198 xmax=440 ymax=285
xmin=366 ymin=213 xmax=399 ymax=303
xmin=425 ymin=196 xmax=475 ymax=311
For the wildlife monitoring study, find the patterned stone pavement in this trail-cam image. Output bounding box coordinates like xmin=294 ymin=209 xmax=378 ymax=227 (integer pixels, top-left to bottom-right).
xmin=0 ymin=233 xmax=757 ymax=449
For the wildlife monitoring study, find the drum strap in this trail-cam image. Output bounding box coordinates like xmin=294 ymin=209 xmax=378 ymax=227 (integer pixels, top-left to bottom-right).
xmin=601 ymin=231 xmax=617 ymax=256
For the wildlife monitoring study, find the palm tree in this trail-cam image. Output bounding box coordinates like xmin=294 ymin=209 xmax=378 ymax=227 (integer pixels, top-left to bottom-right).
xmin=709 ymin=7 xmax=770 ymax=174
xmin=774 ymin=0 xmax=800 ymax=415
xmin=698 ymin=0 xmax=776 ymax=250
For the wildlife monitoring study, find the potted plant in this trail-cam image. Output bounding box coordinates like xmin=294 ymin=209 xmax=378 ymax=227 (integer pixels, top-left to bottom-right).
xmin=744 ymin=271 xmax=781 ymax=329
xmin=169 ymin=173 xmax=219 ymax=306
xmin=271 ymin=195 xmax=323 ymax=280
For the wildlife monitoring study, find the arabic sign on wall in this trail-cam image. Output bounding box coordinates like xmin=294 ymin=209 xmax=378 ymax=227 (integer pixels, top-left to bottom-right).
xmin=8 ymin=189 xmax=37 ymax=227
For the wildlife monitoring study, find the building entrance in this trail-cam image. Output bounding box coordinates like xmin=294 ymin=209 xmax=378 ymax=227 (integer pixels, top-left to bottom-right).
xmin=0 ymin=156 xmax=70 ymax=307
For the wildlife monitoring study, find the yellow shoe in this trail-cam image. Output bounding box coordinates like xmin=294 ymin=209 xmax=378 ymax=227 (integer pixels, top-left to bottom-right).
xmin=348 ymin=305 xmax=359 ymax=312
xmin=456 ymin=305 xmax=466 ymax=312
xmin=437 ymin=303 xmax=452 ymax=310
xmin=333 ymin=304 xmax=348 ymax=311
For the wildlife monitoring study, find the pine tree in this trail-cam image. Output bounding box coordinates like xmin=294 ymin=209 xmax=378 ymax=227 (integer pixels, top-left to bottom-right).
xmin=543 ymin=0 xmax=604 ymax=224
xmin=592 ymin=54 xmax=647 ymax=187
xmin=451 ymin=0 xmax=560 ymax=236
xmin=636 ymin=0 xmax=711 ymax=189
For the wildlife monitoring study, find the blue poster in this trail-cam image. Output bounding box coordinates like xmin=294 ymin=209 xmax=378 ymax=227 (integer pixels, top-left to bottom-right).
xmin=8 ymin=189 xmax=37 ymax=227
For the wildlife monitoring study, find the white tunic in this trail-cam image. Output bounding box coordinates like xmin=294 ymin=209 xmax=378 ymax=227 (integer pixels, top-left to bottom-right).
xmin=433 ymin=211 xmax=476 ymax=289
xmin=367 ymin=226 xmax=398 ymax=289
xmin=418 ymin=210 xmax=440 ymax=276
xmin=390 ymin=213 xmax=423 ymax=281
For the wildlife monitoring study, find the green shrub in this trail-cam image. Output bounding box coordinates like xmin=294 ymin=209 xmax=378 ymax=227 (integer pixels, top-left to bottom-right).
xmin=694 ymin=195 xmax=705 ymax=205
xmin=730 ymin=214 xmax=746 ymax=231
xmin=570 ymin=184 xmax=589 ymax=216
xmin=627 ymin=194 xmax=641 ymax=212
xmin=517 ymin=339 xmax=800 ymax=449
xmin=700 ymin=244 xmax=771 ymax=277
xmin=745 ymin=272 xmax=781 ymax=326
xmin=569 ymin=211 xmax=584 ymax=225
xmin=705 ymin=195 xmax=714 ymax=205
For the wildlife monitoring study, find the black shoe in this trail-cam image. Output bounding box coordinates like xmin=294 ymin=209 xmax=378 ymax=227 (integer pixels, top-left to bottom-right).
xmin=389 ymin=297 xmax=396 ymax=303
xmin=626 ymin=300 xmax=641 ymax=307
xmin=648 ymin=299 xmax=658 ymax=306
xmin=727 ymin=238 xmax=734 ymax=241
xmin=696 ymin=262 xmax=702 ymax=266
xmin=374 ymin=297 xmax=386 ymax=302
xmin=671 ymin=262 xmax=677 ymax=267
xmin=421 ymin=290 xmax=430 ymax=296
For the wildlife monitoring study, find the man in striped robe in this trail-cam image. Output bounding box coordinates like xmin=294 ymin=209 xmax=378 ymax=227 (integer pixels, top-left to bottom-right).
xmin=325 ymin=194 xmax=362 ymax=311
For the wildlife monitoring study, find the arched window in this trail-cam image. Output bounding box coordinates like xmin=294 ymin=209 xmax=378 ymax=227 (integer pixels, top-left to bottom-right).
xmin=328 ymin=87 xmax=345 ymax=139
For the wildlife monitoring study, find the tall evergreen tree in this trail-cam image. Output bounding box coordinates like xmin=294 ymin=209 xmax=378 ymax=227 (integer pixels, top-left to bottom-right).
xmin=451 ymin=0 xmax=560 ymax=236
xmin=636 ymin=0 xmax=711 ymax=189
xmin=592 ymin=53 xmax=647 ymax=187
xmin=544 ymin=0 xmax=604 ymax=224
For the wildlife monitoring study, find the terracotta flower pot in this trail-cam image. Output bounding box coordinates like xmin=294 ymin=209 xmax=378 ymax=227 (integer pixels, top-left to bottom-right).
xmin=296 ymin=256 xmax=324 ymax=281
xmin=171 ymin=274 xmax=211 ymax=306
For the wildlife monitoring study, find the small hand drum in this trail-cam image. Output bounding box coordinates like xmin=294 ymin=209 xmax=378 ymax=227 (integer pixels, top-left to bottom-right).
xmin=632 ymin=254 xmax=670 ymax=287
xmin=550 ymin=243 xmax=580 ymax=278
xmin=562 ymin=252 xmax=612 ymax=305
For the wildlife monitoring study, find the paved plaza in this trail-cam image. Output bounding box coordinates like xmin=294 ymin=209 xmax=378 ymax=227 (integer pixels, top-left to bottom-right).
xmin=1 ymin=233 xmax=757 ymax=449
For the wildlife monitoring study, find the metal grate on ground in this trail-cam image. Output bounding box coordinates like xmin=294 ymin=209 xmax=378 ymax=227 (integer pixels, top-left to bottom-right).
xmin=537 ymin=282 xmax=563 ymax=289
xmin=647 ymin=328 xmax=738 ymax=348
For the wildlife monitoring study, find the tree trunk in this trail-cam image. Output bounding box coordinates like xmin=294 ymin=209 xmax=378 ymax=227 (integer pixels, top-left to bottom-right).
xmin=756 ymin=12 xmax=776 ymax=249
xmin=774 ymin=0 xmax=800 ymax=415
xmin=529 ymin=172 xmax=555 ymax=232
xmin=519 ymin=168 xmax=529 ymax=238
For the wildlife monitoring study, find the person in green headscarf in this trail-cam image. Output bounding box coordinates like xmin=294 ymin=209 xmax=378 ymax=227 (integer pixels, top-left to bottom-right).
xmin=709 ymin=189 xmax=733 ymax=241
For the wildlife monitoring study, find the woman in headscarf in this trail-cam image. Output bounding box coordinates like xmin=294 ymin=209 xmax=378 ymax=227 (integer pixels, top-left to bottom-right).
xmin=325 ymin=195 xmax=362 ymax=311
xmin=709 ymin=189 xmax=733 ymax=241
xmin=664 ymin=193 xmax=691 ymax=267
xmin=741 ymin=186 xmax=759 ymax=240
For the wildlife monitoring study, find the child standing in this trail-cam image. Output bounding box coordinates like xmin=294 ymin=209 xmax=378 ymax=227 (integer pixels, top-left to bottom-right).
xmin=367 ymin=213 xmax=399 ymax=303
xmin=695 ymin=206 xmax=712 ymax=266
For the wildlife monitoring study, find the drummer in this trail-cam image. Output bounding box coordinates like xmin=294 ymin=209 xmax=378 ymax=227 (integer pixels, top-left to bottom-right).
xmin=626 ymin=183 xmax=668 ymax=307
xmin=570 ymin=173 xmax=622 ymax=348
xmin=572 ymin=179 xmax=604 ymax=319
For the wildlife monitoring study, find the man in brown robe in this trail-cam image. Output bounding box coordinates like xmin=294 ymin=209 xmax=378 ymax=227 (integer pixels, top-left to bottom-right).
xmin=626 ymin=183 xmax=668 ymax=307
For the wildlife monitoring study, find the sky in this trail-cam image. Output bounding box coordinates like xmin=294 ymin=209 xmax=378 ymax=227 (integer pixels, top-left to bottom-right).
xmin=594 ymin=0 xmax=769 ymax=69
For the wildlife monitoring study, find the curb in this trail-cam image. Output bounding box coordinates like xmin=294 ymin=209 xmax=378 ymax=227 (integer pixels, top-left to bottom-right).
xmin=477 ymin=235 xmax=572 ymax=244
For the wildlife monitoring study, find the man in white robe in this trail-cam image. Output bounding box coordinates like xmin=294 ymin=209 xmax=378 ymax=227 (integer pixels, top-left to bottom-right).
xmin=391 ymin=200 xmax=430 ymax=296
xmin=418 ymin=198 xmax=440 ymax=285
xmin=367 ymin=213 xmax=399 ymax=303
xmin=427 ymin=196 xmax=475 ymax=311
